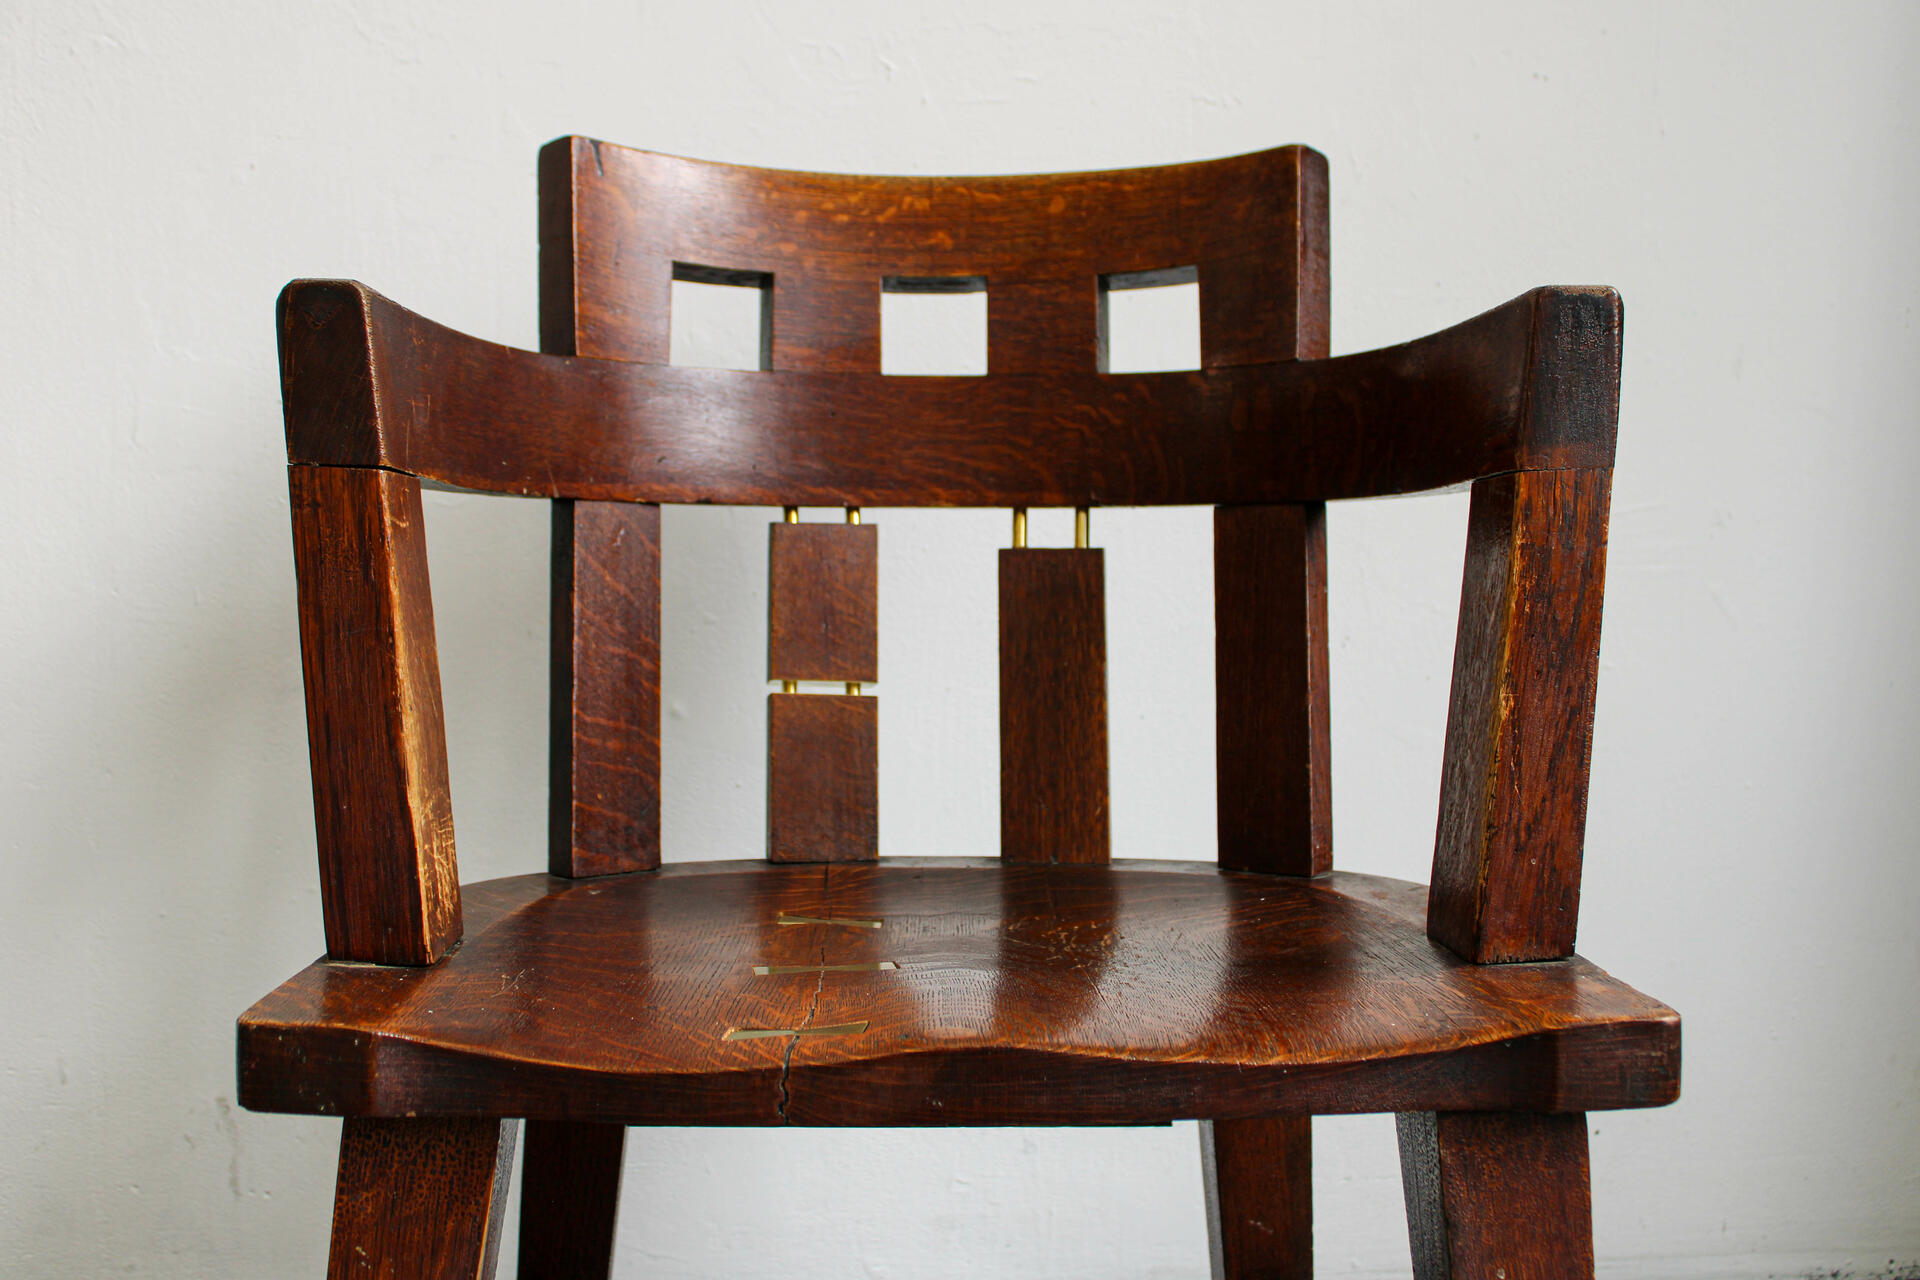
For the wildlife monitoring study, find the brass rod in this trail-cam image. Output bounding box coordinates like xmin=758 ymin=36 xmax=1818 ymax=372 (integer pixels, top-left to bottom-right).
xmin=1074 ymin=507 xmax=1090 ymax=548
xmin=781 ymin=679 xmax=798 ymax=694
xmin=783 ymin=506 xmax=799 ymax=524
xmin=846 ymin=506 xmax=862 ymax=525
xmin=846 ymin=682 xmax=862 ymax=696
xmin=1012 ymin=507 xmax=1028 ymax=549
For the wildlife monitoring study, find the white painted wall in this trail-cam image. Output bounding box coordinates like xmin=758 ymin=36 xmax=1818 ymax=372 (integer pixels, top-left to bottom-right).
xmin=3 ymin=1 xmax=1916 ymax=1275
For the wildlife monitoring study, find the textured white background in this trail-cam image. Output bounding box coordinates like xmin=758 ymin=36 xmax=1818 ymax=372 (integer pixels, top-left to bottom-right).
xmin=3 ymin=2 xmax=1917 ymax=1276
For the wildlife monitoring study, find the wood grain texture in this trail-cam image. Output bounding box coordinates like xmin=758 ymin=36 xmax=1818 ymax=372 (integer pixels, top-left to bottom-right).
xmin=999 ymin=549 xmax=1110 ymax=864
xmin=289 ymin=464 xmax=460 ymax=966
xmin=1214 ymin=503 xmax=1332 ymax=877
xmin=1429 ymin=469 xmax=1612 ymax=963
xmin=238 ymin=861 xmax=1680 ymax=1125
xmin=767 ymin=693 xmax=879 ymax=862
xmin=276 ymin=279 xmax=1620 ymax=506
xmin=768 ymin=522 xmax=878 ymax=682
xmin=549 ymin=499 xmax=661 ymax=877
xmin=517 ymin=1120 xmax=625 ymax=1280
xmin=1201 ymin=1116 xmax=1312 ymax=1280
xmin=327 ymin=1116 xmax=517 ymax=1280
xmin=1396 ymin=1110 xmax=1594 ymax=1280
xmin=549 ymin=137 xmax=1315 ymax=374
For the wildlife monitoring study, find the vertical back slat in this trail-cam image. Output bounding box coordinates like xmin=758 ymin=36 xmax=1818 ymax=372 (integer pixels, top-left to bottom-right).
xmin=1428 ymin=467 xmax=1612 ymax=963
xmin=1214 ymin=503 xmax=1332 ymax=876
xmin=543 ymin=136 xmax=666 ymax=877
xmin=999 ymin=547 xmax=1110 ymax=863
xmin=1212 ymin=144 xmax=1333 ymax=878
xmin=290 ymin=464 xmax=460 ymax=965
xmin=766 ymin=519 xmax=881 ymax=862
xmin=549 ymin=499 xmax=663 ymax=877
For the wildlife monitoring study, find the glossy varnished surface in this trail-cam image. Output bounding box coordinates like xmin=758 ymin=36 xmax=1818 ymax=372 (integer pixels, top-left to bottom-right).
xmin=240 ymin=860 xmax=1677 ymax=1126
xmin=277 ymin=280 xmax=1619 ymax=507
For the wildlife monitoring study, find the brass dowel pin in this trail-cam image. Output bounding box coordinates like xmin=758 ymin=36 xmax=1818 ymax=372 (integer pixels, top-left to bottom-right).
xmin=846 ymin=682 xmax=861 ymax=696
xmin=1074 ymin=507 xmax=1090 ymax=549
xmin=782 ymin=680 xmax=798 ymax=694
xmin=1012 ymin=507 xmax=1028 ymax=549
xmin=846 ymin=506 xmax=862 ymax=525
xmin=784 ymin=506 xmax=799 ymax=524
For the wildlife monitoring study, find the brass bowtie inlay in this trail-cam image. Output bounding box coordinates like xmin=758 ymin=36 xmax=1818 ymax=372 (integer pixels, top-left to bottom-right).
xmin=753 ymin=961 xmax=897 ymax=975
xmin=776 ymin=912 xmax=882 ymax=929
xmin=722 ymin=1021 xmax=870 ymax=1042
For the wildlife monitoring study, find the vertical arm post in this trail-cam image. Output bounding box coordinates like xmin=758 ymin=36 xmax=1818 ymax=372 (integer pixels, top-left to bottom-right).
xmin=1428 ymin=466 xmax=1613 ymax=963
xmin=290 ymin=464 xmax=461 ymax=966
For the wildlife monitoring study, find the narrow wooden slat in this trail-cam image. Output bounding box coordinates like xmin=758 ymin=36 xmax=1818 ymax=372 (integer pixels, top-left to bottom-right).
xmin=990 ymin=276 xmax=1099 ymax=373
xmin=768 ymin=522 xmax=878 ymax=682
xmin=549 ymin=499 xmax=661 ymax=877
xmin=542 ymin=140 xmax=666 ymax=880
xmin=1201 ymin=1116 xmax=1312 ymax=1280
xmin=773 ymin=273 xmax=880 ymax=371
xmin=327 ymin=1116 xmax=518 ymax=1280
xmin=1396 ymin=1111 xmax=1594 ymax=1280
xmin=1214 ymin=504 xmax=1332 ymax=876
xmin=1429 ymin=468 xmax=1612 ymax=963
xmin=290 ymin=464 xmax=459 ymax=966
xmin=999 ymin=549 xmax=1109 ymax=863
xmin=767 ymin=693 xmax=878 ymax=862
xmin=518 ymin=1120 xmax=626 ymax=1280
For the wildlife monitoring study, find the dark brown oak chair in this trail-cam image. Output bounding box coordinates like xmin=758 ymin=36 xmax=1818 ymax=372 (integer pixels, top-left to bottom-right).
xmin=240 ymin=137 xmax=1680 ymax=1279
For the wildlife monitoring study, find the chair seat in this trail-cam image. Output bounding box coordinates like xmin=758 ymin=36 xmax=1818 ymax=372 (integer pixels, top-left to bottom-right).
xmin=238 ymin=858 xmax=1678 ymax=1126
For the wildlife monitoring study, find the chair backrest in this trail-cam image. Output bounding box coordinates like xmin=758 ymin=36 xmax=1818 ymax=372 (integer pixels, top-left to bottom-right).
xmin=538 ymin=138 xmax=1330 ymax=884
xmin=277 ymin=137 xmax=1619 ymax=972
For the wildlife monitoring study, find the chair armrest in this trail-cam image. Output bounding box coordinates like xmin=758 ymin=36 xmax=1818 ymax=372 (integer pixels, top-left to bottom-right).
xmin=277 ymin=279 xmax=1619 ymax=504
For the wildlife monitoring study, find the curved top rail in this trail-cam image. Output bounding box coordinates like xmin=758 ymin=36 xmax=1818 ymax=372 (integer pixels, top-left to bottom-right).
xmin=277 ymin=280 xmax=1619 ymax=506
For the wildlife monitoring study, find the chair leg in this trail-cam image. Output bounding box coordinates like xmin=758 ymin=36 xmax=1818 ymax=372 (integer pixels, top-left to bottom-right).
xmin=328 ymin=1116 xmax=519 ymax=1280
xmin=1200 ymin=1116 xmax=1312 ymax=1279
xmin=1395 ymin=1111 xmax=1593 ymax=1280
xmin=517 ymin=1120 xmax=627 ymax=1280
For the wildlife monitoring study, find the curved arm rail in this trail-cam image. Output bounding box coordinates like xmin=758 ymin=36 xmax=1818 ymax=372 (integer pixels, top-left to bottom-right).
xmin=278 ymin=280 xmax=1620 ymax=505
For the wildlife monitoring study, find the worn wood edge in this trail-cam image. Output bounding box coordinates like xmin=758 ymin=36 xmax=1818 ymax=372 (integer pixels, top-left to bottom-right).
xmin=276 ymin=279 xmax=1614 ymax=502
xmin=1519 ymin=286 xmax=1623 ymax=469
xmin=554 ymin=134 xmax=1319 ymax=199
xmin=236 ymin=1016 xmax=1678 ymax=1125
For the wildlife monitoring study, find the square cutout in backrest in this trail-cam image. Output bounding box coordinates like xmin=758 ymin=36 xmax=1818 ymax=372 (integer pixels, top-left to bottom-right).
xmin=670 ymin=263 xmax=771 ymax=370
xmin=881 ymin=275 xmax=987 ymax=375
xmin=1099 ymin=265 xmax=1200 ymax=373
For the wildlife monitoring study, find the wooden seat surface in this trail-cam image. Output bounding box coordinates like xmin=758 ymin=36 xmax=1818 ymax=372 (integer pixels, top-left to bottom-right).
xmin=239 ymin=859 xmax=1677 ymax=1127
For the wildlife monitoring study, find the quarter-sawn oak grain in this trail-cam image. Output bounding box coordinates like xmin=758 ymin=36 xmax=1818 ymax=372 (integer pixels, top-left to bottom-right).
xmin=766 ymin=693 xmax=879 ymax=863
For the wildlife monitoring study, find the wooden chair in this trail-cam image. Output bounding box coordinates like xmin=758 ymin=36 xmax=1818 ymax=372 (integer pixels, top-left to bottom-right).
xmin=241 ymin=137 xmax=1680 ymax=1279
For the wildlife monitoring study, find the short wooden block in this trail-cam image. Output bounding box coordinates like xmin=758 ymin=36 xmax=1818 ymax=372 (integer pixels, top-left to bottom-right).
xmin=769 ymin=522 xmax=879 ymax=683
xmin=767 ymin=693 xmax=878 ymax=862
xmin=999 ymin=548 xmax=1110 ymax=864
